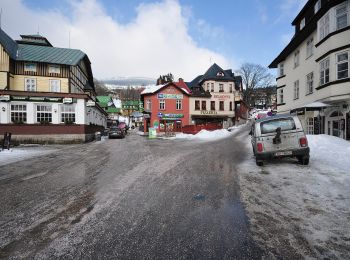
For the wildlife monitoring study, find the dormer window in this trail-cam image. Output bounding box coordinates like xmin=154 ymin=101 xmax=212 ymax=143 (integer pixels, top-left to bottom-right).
xmin=315 ymin=0 xmax=321 ymax=13
xmin=24 ymin=63 xmax=36 ymax=72
xmin=300 ymin=18 xmax=305 ymax=30
xmin=49 ymin=65 xmax=60 ymax=74
xmin=216 ymin=72 xmax=224 ymax=77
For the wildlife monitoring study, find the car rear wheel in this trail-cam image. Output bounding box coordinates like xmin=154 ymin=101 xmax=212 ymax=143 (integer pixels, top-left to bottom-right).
xmin=298 ymin=156 xmax=309 ymax=165
xmin=256 ymin=159 xmax=263 ymax=166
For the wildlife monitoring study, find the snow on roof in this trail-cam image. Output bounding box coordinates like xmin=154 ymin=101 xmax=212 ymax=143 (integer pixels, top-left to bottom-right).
xmin=141 ymin=82 xmax=191 ymax=95
xmin=140 ymin=84 xmax=166 ymax=95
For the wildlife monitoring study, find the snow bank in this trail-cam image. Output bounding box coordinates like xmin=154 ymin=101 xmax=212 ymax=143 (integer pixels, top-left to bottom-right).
xmin=307 ymin=134 xmax=350 ymax=172
xmin=238 ymin=134 xmax=350 ymax=258
xmin=0 ymin=148 xmax=55 ymax=167
xmin=174 ymin=129 xmax=232 ymax=141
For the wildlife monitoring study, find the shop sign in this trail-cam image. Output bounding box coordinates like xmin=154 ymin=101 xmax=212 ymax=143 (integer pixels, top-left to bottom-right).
xmin=157 ymin=93 xmax=183 ymax=99
xmin=11 ymin=96 xmax=63 ymax=102
xmin=158 ymin=113 xmax=184 ymax=118
xmin=45 ymin=97 xmax=63 ymax=102
xmin=162 ymin=117 xmax=183 ymax=120
xmin=213 ymin=94 xmax=231 ymax=100
xmin=63 ymin=98 xmax=73 ymax=104
xmin=0 ymin=95 xmax=10 ymax=101
xmin=86 ymin=100 xmax=95 ymax=107
xmin=200 ymin=110 xmax=217 ymax=115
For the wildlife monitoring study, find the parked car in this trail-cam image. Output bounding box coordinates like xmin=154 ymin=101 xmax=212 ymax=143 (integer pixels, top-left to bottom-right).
xmin=250 ymin=115 xmax=310 ymax=166
xmin=108 ymin=126 xmax=125 ymax=139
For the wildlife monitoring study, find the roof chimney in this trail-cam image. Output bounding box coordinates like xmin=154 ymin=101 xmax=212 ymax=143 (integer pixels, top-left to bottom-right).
xmin=178 ymin=78 xmax=184 ymax=83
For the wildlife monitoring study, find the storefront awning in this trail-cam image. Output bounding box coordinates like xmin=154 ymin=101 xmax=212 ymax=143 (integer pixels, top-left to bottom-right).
xmin=291 ymin=101 xmax=333 ymax=112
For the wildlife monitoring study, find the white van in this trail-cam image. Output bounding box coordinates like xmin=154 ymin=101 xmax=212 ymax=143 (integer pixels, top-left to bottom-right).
xmin=250 ymin=115 xmax=310 ymax=166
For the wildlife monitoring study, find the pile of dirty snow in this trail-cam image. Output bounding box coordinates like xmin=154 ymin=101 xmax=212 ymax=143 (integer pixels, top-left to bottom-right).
xmin=175 ymin=129 xmax=233 ymax=141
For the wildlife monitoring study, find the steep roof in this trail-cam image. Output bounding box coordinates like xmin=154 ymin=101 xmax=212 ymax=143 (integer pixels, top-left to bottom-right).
xmin=96 ymin=96 xmax=111 ymax=108
xmin=0 ymin=29 xmax=18 ymax=59
xmin=141 ymin=82 xmax=190 ymax=95
xmin=16 ymin=44 xmax=86 ymax=65
xmin=201 ymin=63 xmax=235 ymax=82
xmin=0 ymin=28 xmax=89 ymax=66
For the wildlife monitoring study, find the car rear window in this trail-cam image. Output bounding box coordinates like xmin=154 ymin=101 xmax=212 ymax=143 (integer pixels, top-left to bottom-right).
xmin=260 ymin=118 xmax=296 ymax=134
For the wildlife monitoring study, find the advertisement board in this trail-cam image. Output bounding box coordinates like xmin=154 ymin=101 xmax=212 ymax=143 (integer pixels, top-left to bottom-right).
xmin=148 ymin=127 xmax=157 ymax=139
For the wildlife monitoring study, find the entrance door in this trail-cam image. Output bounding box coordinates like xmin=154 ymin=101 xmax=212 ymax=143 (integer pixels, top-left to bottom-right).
xmin=327 ymin=111 xmax=344 ymax=138
xmin=332 ymin=121 xmax=340 ymax=137
xmin=174 ymin=121 xmax=182 ymax=132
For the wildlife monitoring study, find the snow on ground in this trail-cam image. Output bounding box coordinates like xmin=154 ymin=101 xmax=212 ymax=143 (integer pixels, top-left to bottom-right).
xmin=238 ymin=134 xmax=350 ymax=259
xmin=171 ymin=123 xmax=248 ymax=141
xmin=174 ymin=129 xmax=233 ymax=141
xmin=0 ymin=147 xmax=57 ymax=167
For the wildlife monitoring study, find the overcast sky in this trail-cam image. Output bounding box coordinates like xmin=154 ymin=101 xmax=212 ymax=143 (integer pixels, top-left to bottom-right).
xmin=0 ymin=0 xmax=306 ymax=80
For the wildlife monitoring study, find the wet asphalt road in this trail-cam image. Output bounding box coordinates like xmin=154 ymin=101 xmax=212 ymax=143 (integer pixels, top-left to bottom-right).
xmin=0 ymin=126 xmax=264 ymax=259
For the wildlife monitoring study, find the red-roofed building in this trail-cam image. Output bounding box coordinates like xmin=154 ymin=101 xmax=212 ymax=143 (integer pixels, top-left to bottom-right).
xmin=141 ymin=79 xmax=191 ymax=133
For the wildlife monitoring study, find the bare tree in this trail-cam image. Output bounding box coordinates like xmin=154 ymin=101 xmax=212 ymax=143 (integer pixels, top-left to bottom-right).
xmin=94 ymin=79 xmax=110 ymax=96
xmin=237 ymin=63 xmax=274 ymax=106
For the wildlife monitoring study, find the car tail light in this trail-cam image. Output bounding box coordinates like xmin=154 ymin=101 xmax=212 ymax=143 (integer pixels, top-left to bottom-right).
xmin=257 ymin=143 xmax=263 ymax=152
xmin=299 ymin=137 xmax=308 ymax=147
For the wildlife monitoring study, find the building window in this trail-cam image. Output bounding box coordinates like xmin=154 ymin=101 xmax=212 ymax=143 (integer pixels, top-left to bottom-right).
xmin=50 ymin=79 xmax=61 ymax=92
xmin=206 ymin=83 xmax=210 ymax=91
xmin=25 ymin=78 xmax=36 ymax=91
xmin=294 ymin=80 xmax=299 ymax=100
xmin=36 ymin=104 xmax=52 ymax=123
xmin=300 ymin=18 xmax=305 ymax=30
xmin=219 ymin=84 xmax=224 ymax=92
xmin=319 ymin=12 xmax=330 ymax=40
xmin=210 ymin=101 xmax=215 ymax=110
xmin=201 ymin=100 xmax=206 ymax=110
xmin=320 ymin=58 xmax=330 ymax=85
xmin=211 ymin=83 xmax=214 ymax=92
xmin=229 ymin=101 xmax=233 ymax=111
xmin=336 ymin=52 xmax=349 ymax=79
xmin=159 ymin=99 xmax=165 ymax=110
xmin=306 ymin=72 xmax=314 ymax=95
xmin=294 ymin=50 xmax=300 ymax=68
xmin=229 ymin=84 xmax=233 ymax=93
xmin=279 ymin=63 xmax=284 ymax=76
xmin=219 ymin=101 xmax=224 ymax=111
xmin=306 ymin=117 xmax=314 ymax=135
xmin=24 ymin=63 xmax=37 ymax=72
xmin=306 ymin=38 xmax=314 ymax=58
xmin=195 ymin=100 xmax=200 ymax=110
xmin=336 ymin=4 xmax=348 ymax=30
xmin=61 ymin=105 xmax=75 ymax=123
xmin=49 ymin=65 xmax=60 ymax=74
xmin=146 ymin=99 xmax=151 ymax=110
xmin=279 ymin=89 xmax=284 ymax=104
xmin=11 ymin=104 xmax=27 ymax=123
xmin=314 ymin=0 xmax=321 ymax=13
xmin=176 ymin=99 xmax=182 ymax=110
